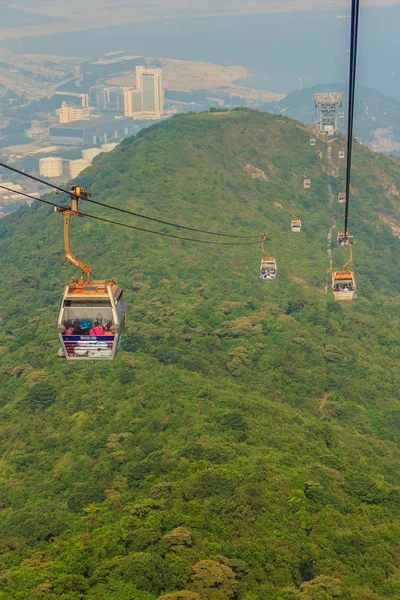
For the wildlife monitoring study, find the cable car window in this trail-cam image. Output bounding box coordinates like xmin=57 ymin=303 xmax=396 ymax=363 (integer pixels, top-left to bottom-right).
xmin=117 ymin=297 xmax=125 ymax=320
xmin=64 ymin=299 xmax=112 ymax=307
xmin=62 ymin=307 xmax=114 ymax=334
xmin=333 ymin=280 xmax=354 ymax=290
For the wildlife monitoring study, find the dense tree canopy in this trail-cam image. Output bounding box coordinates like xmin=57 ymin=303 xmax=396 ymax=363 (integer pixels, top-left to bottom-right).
xmin=0 ymin=109 xmax=399 ymax=599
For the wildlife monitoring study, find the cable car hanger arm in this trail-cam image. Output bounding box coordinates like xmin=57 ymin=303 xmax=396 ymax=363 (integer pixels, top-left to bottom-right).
xmin=56 ymin=208 xmax=92 ymax=281
xmin=261 ymin=232 xmax=269 ymax=257
xmin=54 ymin=185 xmax=92 ymax=283
xmin=343 ymin=241 xmax=354 ymax=270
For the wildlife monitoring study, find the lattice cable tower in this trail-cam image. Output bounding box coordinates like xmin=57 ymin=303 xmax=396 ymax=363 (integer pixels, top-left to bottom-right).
xmin=314 ymin=92 xmax=343 ymax=136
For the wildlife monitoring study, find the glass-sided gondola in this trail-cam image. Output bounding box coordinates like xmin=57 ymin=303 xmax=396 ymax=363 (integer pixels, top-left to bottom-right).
xmin=332 ymin=242 xmax=356 ymax=301
xmin=55 ymin=185 xmax=125 ymax=360
xmin=57 ymin=280 xmax=125 ymax=360
xmin=260 ymin=258 xmax=277 ymax=279
xmin=337 ymin=231 xmax=353 ymax=247
xmin=291 ymin=218 xmax=302 ymax=232
xmin=259 ymin=232 xmax=277 ymax=279
xmin=332 ymin=270 xmax=356 ymax=301
xmin=291 ymin=205 xmax=302 ymax=232
xmin=303 ymin=178 xmax=311 ymax=189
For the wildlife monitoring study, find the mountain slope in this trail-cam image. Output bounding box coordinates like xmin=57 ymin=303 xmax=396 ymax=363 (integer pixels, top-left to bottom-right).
xmin=0 ymin=109 xmax=399 ymax=600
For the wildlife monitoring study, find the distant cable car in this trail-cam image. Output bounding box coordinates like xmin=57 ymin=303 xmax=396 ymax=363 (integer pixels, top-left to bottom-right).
xmin=339 ymin=150 xmax=345 ymax=159
xmin=260 ymin=233 xmax=277 ymax=279
xmin=340 ymin=111 xmax=345 ymax=119
xmin=260 ymin=258 xmax=277 ymax=279
xmin=338 ymin=192 xmax=346 ymax=203
xmin=337 ymin=231 xmax=353 ymax=247
xmin=332 ymin=270 xmax=356 ymax=300
xmin=332 ymin=242 xmax=356 ymax=301
xmin=303 ymin=178 xmax=311 ymax=189
xmin=291 ymin=219 xmax=302 ymax=232
xmin=291 ymin=205 xmax=301 ymax=232
xmin=55 ymin=185 xmax=125 ymax=360
xmin=310 ymin=137 xmax=316 ymax=146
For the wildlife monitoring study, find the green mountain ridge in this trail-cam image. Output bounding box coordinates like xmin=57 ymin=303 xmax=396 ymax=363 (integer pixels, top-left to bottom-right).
xmin=0 ymin=109 xmax=400 ymax=599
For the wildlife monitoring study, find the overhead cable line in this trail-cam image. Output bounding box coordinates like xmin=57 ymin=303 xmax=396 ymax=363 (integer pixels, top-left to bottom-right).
xmin=0 ymin=161 xmax=256 ymax=239
xmin=344 ymin=0 xmax=360 ymax=236
xmin=0 ymin=185 xmax=259 ymax=246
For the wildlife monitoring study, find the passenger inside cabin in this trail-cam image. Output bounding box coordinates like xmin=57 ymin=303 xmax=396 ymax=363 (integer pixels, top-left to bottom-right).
xmin=63 ymin=320 xmax=73 ymax=335
xmin=104 ymin=322 xmax=114 ymax=336
xmin=72 ymin=319 xmax=85 ymax=335
xmin=334 ymin=282 xmax=354 ymax=292
xmin=90 ymin=321 xmax=105 ymax=336
xmin=80 ymin=313 xmax=92 ymax=333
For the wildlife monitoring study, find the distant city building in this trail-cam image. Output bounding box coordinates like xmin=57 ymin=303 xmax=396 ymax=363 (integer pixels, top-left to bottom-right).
xmin=54 ymin=92 xmax=89 ymax=108
xmin=123 ymin=88 xmax=141 ymax=117
xmin=89 ymin=86 xmax=108 ymax=111
xmin=108 ymin=87 xmax=125 ymax=113
xmin=89 ymin=86 xmax=125 ymax=114
xmin=56 ymin=102 xmax=94 ymax=124
xmin=49 ymin=117 xmax=136 ymax=146
xmin=26 ymin=125 xmax=48 ymax=139
xmin=89 ymin=68 xmax=164 ymax=120
xmin=133 ymin=66 xmax=164 ymax=120
xmin=0 ymin=182 xmax=23 ymax=193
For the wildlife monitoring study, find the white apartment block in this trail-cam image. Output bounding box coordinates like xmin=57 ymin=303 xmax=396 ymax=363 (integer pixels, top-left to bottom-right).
xmin=56 ymin=102 xmax=94 ymax=124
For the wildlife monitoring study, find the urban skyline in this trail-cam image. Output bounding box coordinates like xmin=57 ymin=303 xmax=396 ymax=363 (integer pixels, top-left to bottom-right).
xmin=88 ymin=66 xmax=164 ymax=121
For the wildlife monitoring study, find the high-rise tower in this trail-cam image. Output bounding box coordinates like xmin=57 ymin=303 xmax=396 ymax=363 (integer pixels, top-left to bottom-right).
xmin=134 ymin=66 xmax=164 ymax=120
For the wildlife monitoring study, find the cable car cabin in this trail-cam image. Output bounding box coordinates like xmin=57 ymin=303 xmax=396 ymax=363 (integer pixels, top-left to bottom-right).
xmin=337 ymin=231 xmax=348 ymax=247
xmin=291 ymin=219 xmax=302 ymax=232
xmin=332 ymin=271 xmax=356 ymax=301
xmin=57 ymin=280 xmax=125 ymax=360
xmin=338 ymin=192 xmax=346 ymax=203
xmin=338 ymin=150 xmax=345 ymax=159
xmin=303 ymin=178 xmax=311 ymax=189
xmin=340 ymin=111 xmax=344 ymax=119
xmin=310 ymin=138 xmax=316 ymax=146
xmin=260 ymin=258 xmax=277 ymax=280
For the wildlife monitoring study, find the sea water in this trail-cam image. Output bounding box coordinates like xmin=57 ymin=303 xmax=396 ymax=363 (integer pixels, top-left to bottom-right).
xmin=2 ymin=5 xmax=400 ymax=100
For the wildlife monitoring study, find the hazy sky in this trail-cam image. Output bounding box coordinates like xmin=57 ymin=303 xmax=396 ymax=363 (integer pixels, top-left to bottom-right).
xmin=2 ymin=0 xmax=400 ymax=43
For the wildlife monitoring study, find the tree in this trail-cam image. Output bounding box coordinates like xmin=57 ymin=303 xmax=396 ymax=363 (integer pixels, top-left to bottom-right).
xmin=189 ymin=560 xmax=237 ymax=600
xmin=157 ymin=593 xmax=200 ymax=600
xmin=27 ymin=381 xmax=57 ymax=409
xmin=281 ymin=576 xmax=342 ymax=600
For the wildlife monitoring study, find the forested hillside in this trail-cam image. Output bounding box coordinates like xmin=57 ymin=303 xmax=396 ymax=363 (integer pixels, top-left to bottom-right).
xmin=0 ymin=109 xmax=400 ymax=600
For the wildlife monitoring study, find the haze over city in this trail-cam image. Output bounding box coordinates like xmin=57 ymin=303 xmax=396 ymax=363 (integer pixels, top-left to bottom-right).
xmin=0 ymin=0 xmax=399 ymax=216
